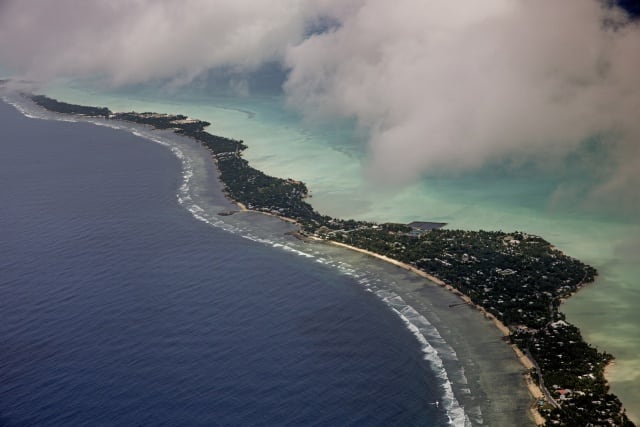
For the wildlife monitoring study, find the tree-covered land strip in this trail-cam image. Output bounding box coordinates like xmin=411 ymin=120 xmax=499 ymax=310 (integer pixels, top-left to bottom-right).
xmin=30 ymin=94 xmax=634 ymax=427
xmin=512 ymin=323 xmax=632 ymax=426
xmin=30 ymin=94 xmax=111 ymax=117
xmin=332 ymin=227 xmax=595 ymax=327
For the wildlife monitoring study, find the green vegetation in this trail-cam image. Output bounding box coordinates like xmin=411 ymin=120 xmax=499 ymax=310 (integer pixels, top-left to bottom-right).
xmin=30 ymin=94 xmax=634 ymax=427
xmin=31 ymin=95 xmax=111 ymax=117
xmin=513 ymin=323 xmax=633 ymax=426
xmin=333 ymin=227 xmax=595 ymax=327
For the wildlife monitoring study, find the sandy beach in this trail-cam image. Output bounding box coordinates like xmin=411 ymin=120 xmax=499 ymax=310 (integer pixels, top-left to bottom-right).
xmin=604 ymin=359 xmax=617 ymax=389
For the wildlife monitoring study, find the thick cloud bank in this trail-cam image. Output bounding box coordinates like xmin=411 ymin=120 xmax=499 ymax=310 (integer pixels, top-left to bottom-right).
xmin=1 ymin=0 xmax=639 ymax=211
xmin=0 ymin=0 xmax=354 ymax=84
xmin=285 ymin=1 xmax=640 ymax=208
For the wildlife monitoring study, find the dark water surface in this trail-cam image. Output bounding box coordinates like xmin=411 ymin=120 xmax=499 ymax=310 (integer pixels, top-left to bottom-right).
xmin=0 ymin=102 xmax=446 ymax=426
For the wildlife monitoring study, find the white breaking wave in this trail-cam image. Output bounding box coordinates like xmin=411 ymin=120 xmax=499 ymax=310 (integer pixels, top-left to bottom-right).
xmin=272 ymin=242 xmax=315 ymax=258
xmin=383 ymin=293 xmax=471 ymax=427
xmin=311 ymin=256 xmax=479 ymax=426
xmin=2 ymin=94 xmax=50 ymax=120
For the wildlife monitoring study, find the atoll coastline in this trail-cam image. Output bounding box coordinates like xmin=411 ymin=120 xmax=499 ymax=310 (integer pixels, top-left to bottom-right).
xmin=28 ymin=93 xmax=634 ymax=427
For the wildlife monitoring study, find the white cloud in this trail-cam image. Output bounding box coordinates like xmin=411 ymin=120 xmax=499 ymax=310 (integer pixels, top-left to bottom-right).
xmin=286 ymin=1 xmax=638 ymax=181
xmin=0 ymin=0 xmax=330 ymax=84
xmin=2 ymin=0 xmax=639 ymax=211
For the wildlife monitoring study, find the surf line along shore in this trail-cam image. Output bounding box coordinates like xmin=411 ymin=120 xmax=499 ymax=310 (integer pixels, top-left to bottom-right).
xmin=22 ymin=91 xmax=634 ymax=427
xmin=313 ymin=237 xmax=546 ymax=425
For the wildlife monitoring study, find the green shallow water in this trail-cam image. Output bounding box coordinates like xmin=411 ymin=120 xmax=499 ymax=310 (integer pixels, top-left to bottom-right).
xmin=44 ymin=81 xmax=640 ymax=423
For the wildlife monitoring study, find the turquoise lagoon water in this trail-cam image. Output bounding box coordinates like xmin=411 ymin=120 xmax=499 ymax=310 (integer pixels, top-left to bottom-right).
xmin=43 ymin=80 xmax=640 ymax=422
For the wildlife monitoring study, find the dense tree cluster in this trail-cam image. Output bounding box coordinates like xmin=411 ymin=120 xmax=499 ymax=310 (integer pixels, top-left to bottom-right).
xmin=31 ymin=95 xmax=111 ymax=117
xmin=513 ymin=324 xmax=632 ymax=426
xmin=335 ymin=227 xmax=595 ymax=327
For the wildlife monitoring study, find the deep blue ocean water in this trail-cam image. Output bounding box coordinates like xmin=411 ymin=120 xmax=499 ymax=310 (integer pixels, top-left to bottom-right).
xmin=0 ymin=101 xmax=446 ymax=426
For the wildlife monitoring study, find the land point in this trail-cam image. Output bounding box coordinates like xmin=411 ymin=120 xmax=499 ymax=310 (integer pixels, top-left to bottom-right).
xmin=29 ymin=93 xmax=634 ymax=427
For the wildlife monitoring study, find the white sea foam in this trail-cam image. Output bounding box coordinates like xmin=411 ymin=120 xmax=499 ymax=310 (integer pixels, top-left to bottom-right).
xmin=4 ymin=93 xmax=245 ymax=238
xmin=278 ymin=243 xmax=315 ymax=258
xmin=305 ymin=252 xmax=480 ymax=425
xmin=2 ymin=94 xmax=44 ymax=119
xmin=380 ymin=291 xmax=471 ymax=427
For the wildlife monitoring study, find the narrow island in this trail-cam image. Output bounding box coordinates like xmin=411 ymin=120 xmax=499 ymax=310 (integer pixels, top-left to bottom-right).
xmin=29 ymin=94 xmax=635 ymax=427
